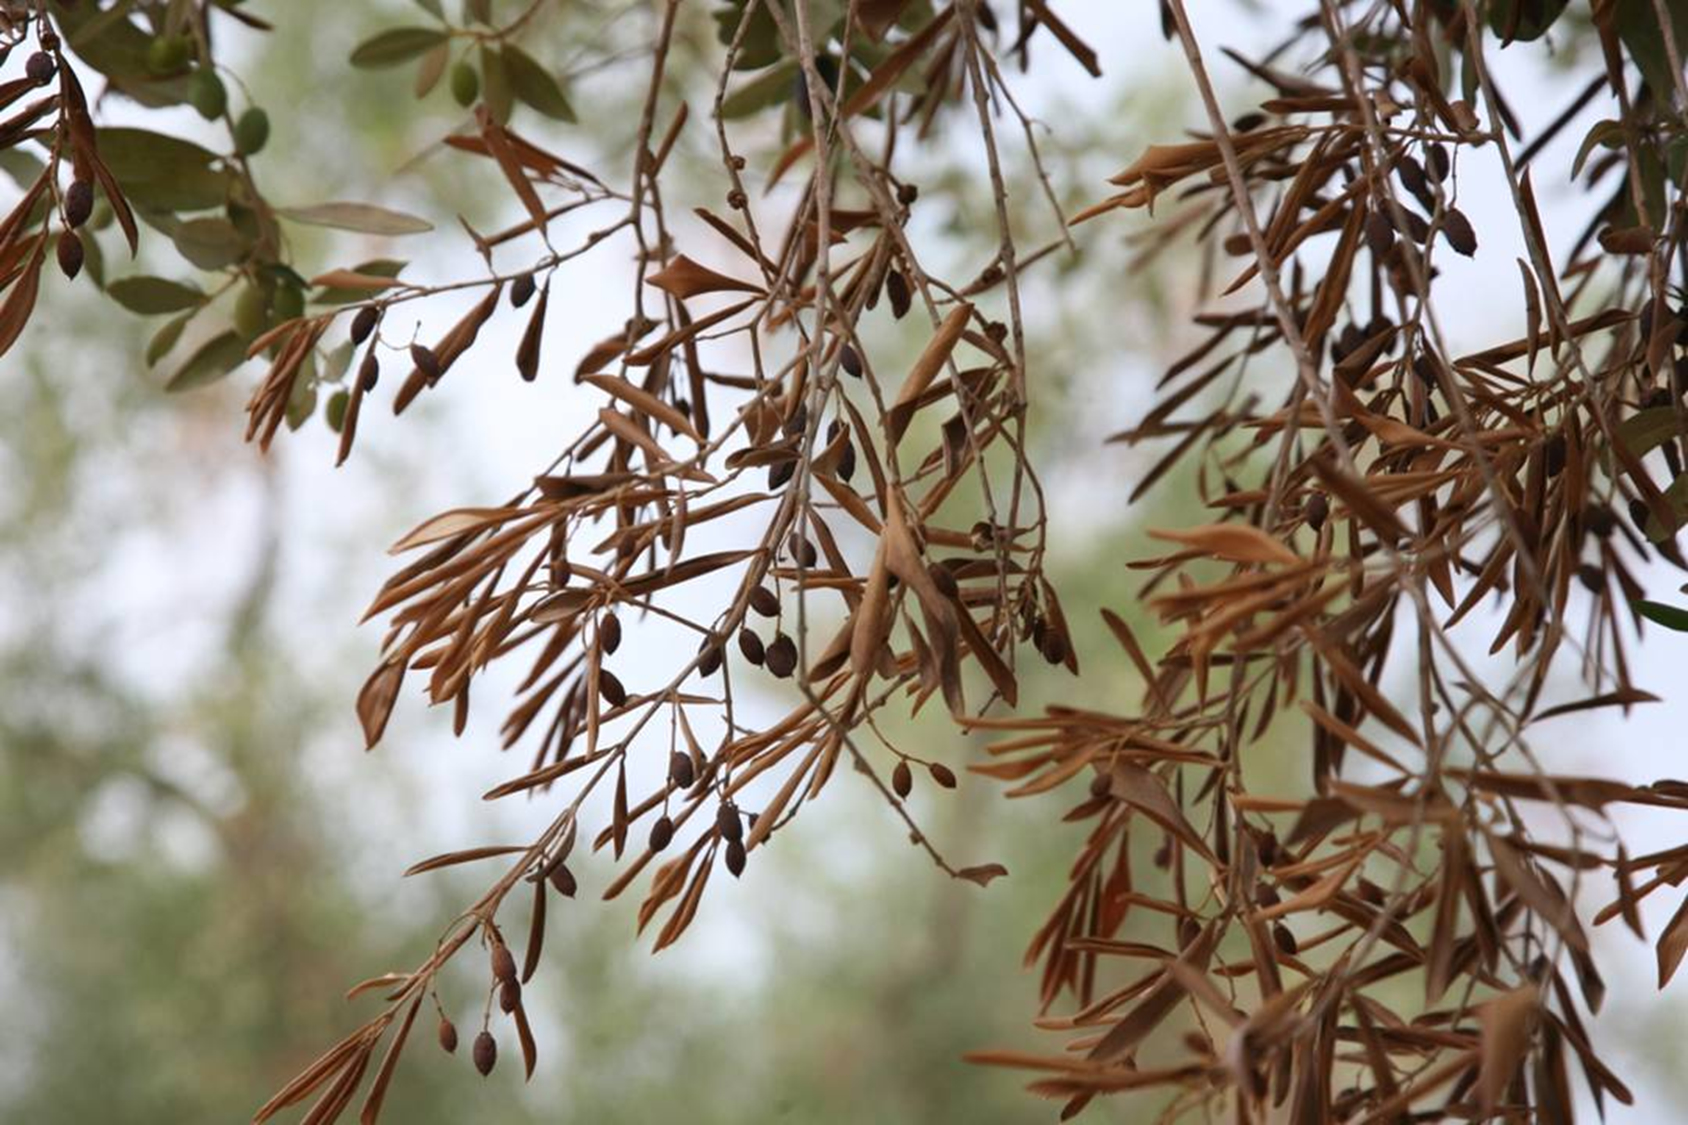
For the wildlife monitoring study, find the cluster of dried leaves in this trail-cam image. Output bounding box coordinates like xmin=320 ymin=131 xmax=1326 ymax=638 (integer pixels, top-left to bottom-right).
xmin=246 ymin=1 xmax=1087 ymax=1122
xmin=963 ymin=1 xmax=1688 ymax=1121
xmin=14 ymin=0 xmax=1688 ymax=1120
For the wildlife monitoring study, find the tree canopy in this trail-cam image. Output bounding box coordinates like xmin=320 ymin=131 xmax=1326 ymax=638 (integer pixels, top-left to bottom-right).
xmin=7 ymin=1 xmax=1688 ymax=1122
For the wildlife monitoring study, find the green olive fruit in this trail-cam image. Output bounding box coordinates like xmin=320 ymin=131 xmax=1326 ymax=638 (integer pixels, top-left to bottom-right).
xmin=233 ymin=107 xmax=270 ymax=156
xmin=449 ymin=61 xmax=479 ymax=107
xmin=272 ymin=284 xmax=304 ymax=322
xmin=233 ymin=283 xmax=268 ymax=339
xmin=188 ymin=70 xmax=227 ymax=120
xmin=145 ymin=35 xmax=192 ymax=75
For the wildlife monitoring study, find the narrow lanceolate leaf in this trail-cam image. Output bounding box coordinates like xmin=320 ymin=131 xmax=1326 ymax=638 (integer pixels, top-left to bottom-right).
xmin=403 ymin=845 xmax=528 ymax=877
xmin=888 ymin=303 xmax=972 ymax=444
xmin=278 ymin=202 xmax=434 ymax=236
xmin=645 ymin=254 xmax=765 ymax=300
xmin=477 ymin=106 xmax=547 ymax=232
xmin=1657 ymin=892 xmax=1688 ymax=987
xmin=389 ymin=507 xmax=527 ymax=553
xmin=502 ymin=44 xmax=576 ymax=121
xmin=252 ymin=1029 xmax=372 ymax=1123
xmin=310 ymin=269 xmax=405 ymax=292
xmin=1109 ymin=763 xmax=1217 ymax=865
xmin=580 ymin=373 xmax=701 ymax=441
xmin=359 ymin=992 xmax=423 ymax=1124
xmin=165 ymin=331 xmax=247 ymax=393
xmin=357 ymin=660 xmax=405 ymax=748
xmin=1477 ymin=986 xmax=1539 ymax=1112
xmin=516 ymin=281 xmax=549 ymax=382
xmin=350 ymin=27 xmax=450 ymax=68
xmin=1530 ymin=688 xmax=1660 ymax=722
xmin=107 ymin=276 xmax=205 ymax=315
xmin=0 ymin=242 xmax=43 ymax=360
xmin=1148 ymin=523 xmax=1300 ymax=566
xmin=1088 ymin=924 xmax=1218 ymax=1061
xmin=1633 ymin=599 xmax=1688 ymax=632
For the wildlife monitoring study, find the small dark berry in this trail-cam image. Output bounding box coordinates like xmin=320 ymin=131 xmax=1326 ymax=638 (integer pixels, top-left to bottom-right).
xmin=764 ymin=633 xmax=797 ymax=678
xmin=1426 ymin=142 xmax=1451 ymax=183
xmin=598 ymin=669 xmax=627 ymax=709
xmin=1040 ymin=630 xmax=1068 ymax=666
xmin=1395 ymin=155 xmax=1431 ymax=203
xmin=1441 ymin=208 xmax=1477 ymax=257
xmin=669 ymin=751 xmax=696 ymax=790
xmin=1585 ymin=505 xmax=1616 ymax=538
xmin=350 ymin=305 xmax=379 ymax=345
xmin=892 ymin=759 xmax=913 ymax=798
xmin=473 ymin=1031 xmax=497 ymax=1076
xmin=411 ymin=343 xmax=441 ymax=380
xmin=1306 ymin=492 xmax=1329 ymax=532
xmin=490 ymin=944 xmax=517 ymax=984
xmin=724 ymin=838 xmax=746 ymax=876
xmin=716 ymin=803 xmax=743 ymax=842
xmin=55 ymin=230 xmax=83 ymax=280
xmin=737 ymin=628 xmax=765 ymax=666
xmin=839 ymin=344 xmax=863 ymax=378
xmin=63 ymin=180 xmax=94 ymax=228
xmin=886 ymin=269 xmax=911 ymax=319
xmin=649 ymin=815 xmax=675 ymax=851
xmin=928 ymin=762 xmax=957 ymax=789
xmin=696 ymin=640 xmax=723 ymax=677
xmin=511 ymin=273 xmax=537 ymax=308
xmin=1365 ymin=210 xmax=1394 ymax=260
xmin=1394 ymin=208 xmax=1430 ymax=244
xmin=25 ymin=52 xmax=55 ymax=85
xmin=781 ymin=403 xmax=807 ymax=437
xmin=438 ymin=1017 xmax=459 ymax=1054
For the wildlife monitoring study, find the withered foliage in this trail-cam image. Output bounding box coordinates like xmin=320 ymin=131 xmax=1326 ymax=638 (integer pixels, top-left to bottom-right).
xmin=13 ymin=0 xmax=1688 ymax=1121
xmin=245 ymin=2 xmax=1083 ymax=1122
xmin=970 ymin=2 xmax=1688 ymax=1122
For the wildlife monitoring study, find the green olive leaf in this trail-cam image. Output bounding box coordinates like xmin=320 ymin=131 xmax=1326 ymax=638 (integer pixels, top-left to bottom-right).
xmin=349 ymin=27 xmax=451 ymax=69
xmin=501 ymin=45 xmax=577 ymax=122
xmin=108 ymin=276 xmax=207 ymax=315
xmin=165 ymin=330 xmax=247 ymax=393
